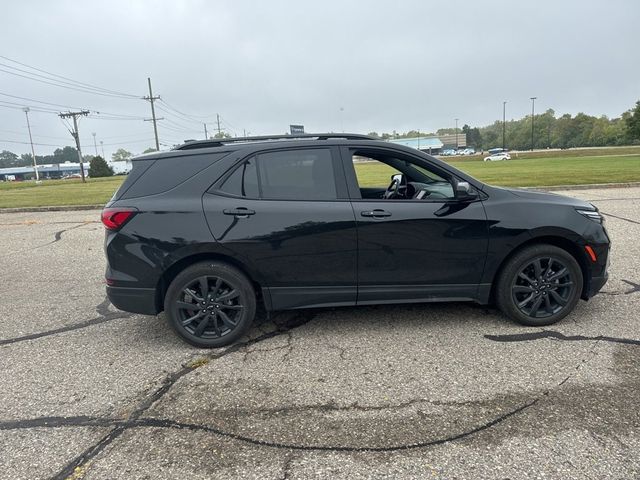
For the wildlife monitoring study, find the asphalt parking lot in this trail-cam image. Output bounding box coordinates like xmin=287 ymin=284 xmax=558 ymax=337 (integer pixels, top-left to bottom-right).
xmin=1 ymin=186 xmax=639 ymax=480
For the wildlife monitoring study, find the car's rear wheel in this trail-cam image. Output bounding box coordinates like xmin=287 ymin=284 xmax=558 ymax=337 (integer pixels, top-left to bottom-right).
xmin=164 ymin=262 xmax=256 ymax=348
xmin=496 ymin=244 xmax=583 ymax=326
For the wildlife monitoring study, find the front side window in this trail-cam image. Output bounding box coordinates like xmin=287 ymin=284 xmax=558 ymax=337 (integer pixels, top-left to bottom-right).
xmin=351 ymin=150 xmax=455 ymax=200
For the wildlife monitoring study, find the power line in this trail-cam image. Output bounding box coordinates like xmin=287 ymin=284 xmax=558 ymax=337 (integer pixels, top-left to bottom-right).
xmin=0 ymin=67 xmax=138 ymax=99
xmin=0 ymin=92 xmax=147 ymax=120
xmin=0 ymin=55 xmax=139 ymax=98
xmin=157 ymin=99 xmax=219 ymax=121
xmin=0 ymin=138 xmax=156 ymax=149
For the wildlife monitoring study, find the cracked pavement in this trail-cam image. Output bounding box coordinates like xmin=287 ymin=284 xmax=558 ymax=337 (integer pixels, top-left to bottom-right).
xmin=0 ymin=186 xmax=639 ymax=479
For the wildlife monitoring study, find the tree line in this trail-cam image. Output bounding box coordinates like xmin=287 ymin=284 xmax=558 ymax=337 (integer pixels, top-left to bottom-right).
xmin=0 ymin=146 xmax=144 ymax=178
xmin=368 ymin=100 xmax=640 ymax=151
xmin=0 ymin=147 xmax=143 ymax=170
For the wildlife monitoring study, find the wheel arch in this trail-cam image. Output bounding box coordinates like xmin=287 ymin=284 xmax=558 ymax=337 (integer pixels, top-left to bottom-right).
xmin=489 ymin=235 xmax=590 ymax=304
xmin=155 ymin=252 xmax=269 ymax=313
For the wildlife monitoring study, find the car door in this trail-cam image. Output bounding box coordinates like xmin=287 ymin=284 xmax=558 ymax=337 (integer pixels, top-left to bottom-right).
xmin=341 ymin=146 xmax=489 ymax=304
xmin=203 ymin=146 xmax=358 ymax=310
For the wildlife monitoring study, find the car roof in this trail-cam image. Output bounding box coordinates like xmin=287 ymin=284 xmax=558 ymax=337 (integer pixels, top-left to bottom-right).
xmin=132 ymin=133 xmax=380 ymax=161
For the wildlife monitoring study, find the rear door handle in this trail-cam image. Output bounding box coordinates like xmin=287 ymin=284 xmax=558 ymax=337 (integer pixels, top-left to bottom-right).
xmin=223 ymin=207 xmax=256 ymax=218
xmin=361 ymin=209 xmax=391 ymax=218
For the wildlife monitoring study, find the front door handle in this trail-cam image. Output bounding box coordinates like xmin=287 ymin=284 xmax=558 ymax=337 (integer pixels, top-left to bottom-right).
xmin=223 ymin=207 xmax=256 ymax=218
xmin=361 ymin=209 xmax=391 ymax=218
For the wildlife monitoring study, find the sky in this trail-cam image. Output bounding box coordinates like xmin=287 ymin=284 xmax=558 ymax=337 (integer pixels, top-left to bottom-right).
xmin=1 ymin=0 xmax=639 ymax=160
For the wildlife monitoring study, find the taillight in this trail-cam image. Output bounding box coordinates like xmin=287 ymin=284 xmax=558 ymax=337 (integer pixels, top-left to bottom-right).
xmin=101 ymin=207 xmax=137 ymax=230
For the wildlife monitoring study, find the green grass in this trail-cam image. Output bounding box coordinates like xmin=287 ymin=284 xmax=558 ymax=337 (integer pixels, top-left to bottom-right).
xmin=0 ymin=176 xmax=125 ymax=208
xmin=1 ymin=151 xmax=640 ymax=208
xmin=355 ymin=154 xmax=640 ymax=188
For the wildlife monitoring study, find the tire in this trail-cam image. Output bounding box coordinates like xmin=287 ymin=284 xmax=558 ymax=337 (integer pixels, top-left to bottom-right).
xmin=164 ymin=261 xmax=256 ymax=348
xmin=496 ymin=244 xmax=583 ymax=327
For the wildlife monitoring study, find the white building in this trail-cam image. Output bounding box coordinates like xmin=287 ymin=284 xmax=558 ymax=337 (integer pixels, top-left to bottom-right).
xmin=109 ymin=159 xmax=133 ymax=175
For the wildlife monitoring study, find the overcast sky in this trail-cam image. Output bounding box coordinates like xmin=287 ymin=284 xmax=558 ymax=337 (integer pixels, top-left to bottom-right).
xmin=1 ymin=0 xmax=639 ymax=159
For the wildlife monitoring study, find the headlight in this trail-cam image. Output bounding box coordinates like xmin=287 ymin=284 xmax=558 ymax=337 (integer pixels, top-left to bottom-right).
xmin=576 ymin=208 xmax=604 ymax=224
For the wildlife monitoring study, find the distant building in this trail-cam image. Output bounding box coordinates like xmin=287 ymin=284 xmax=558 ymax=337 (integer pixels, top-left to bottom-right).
xmin=109 ymin=160 xmax=133 ymax=175
xmin=0 ymin=162 xmax=88 ymax=181
xmin=388 ymin=136 xmax=444 ymax=154
xmin=437 ymin=133 xmax=467 ymax=149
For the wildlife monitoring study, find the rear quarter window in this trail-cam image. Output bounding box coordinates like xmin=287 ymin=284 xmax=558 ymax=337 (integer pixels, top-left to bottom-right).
xmin=119 ymin=153 xmax=228 ymax=200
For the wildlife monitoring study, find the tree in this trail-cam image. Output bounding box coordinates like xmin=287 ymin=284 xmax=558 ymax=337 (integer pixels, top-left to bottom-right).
xmin=462 ymin=124 xmax=482 ymax=148
xmin=624 ymin=100 xmax=640 ymax=142
xmin=53 ymin=146 xmax=79 ymax=163
xmin=142 ymin=148 xmax=157 ymax=154
xmin=213 ymin=132 xmax=232 ymax=139
xmin=88 ymin=156 xmax=114 ymax=177
xmin=0 ymin=150 xmax=19 ymax=168
xmin=112 ymin=148 xmax=133 ymax=162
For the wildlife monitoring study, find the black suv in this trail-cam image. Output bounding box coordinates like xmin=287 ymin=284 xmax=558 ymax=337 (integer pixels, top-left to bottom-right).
xmin=103 ymin=134 xmax=610 ymax=347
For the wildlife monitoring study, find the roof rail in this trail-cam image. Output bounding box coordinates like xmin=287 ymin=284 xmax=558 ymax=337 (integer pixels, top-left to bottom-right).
xmin=173 ymin=133 xmax=376 ymax=150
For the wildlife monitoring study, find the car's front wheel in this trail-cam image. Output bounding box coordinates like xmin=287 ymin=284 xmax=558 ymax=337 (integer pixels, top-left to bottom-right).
xmin=496 ymin=244 xmax=583 ymax=326
xmin=164 ymin=262 xmax=256 ymax=347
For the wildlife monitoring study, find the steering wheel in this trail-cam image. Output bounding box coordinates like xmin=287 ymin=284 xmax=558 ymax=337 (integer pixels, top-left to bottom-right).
xmin=383 ymin=175 xmax=405 ymax=199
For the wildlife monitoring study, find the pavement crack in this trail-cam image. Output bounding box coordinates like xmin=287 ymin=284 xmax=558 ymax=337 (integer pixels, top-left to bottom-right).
xmin=484 ymin=330 xmax=640 ymax=346
xmin=37 ymin=222 xmax=91 ymax=249
xmin=621 ymin=279 xmax=640 ymax=294
xmin=602 ymin=211 xmax=640 ymax=225
xmin=280 ymin=454 xmax=295 ymax=480
xmin=46 ymin=310 xmax=317 ymax=478
xmin=0 ymin=297 xmax=133 ymax=347
xmin=0 ymin=415 xmax=122 ymax=431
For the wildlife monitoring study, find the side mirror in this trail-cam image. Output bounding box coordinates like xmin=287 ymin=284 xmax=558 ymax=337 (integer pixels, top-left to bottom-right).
xmin=455 ymin=181 xmax=478 ymax=201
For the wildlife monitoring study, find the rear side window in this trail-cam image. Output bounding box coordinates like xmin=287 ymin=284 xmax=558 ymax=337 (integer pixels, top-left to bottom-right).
xmin=120 ymin=153 xmax=227 ymax=200
xmin=219 ymin=156 xmax=259 ymax=198
xmin=258 ymin=149 xmax=336 ymax=200
xmin=216 ymin=148 xmax=337 ymax=200
xmin=111 ymin=159 xmax=154 ymax=201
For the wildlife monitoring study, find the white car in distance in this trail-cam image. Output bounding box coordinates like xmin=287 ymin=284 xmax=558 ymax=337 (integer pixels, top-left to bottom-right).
xmin=484 ymin=152 xmax=511 ymax=162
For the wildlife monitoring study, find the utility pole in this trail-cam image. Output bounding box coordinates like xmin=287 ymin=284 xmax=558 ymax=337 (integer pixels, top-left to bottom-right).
xmin=455 ymin=118 xmax=459 ymax=150
xmin=204 ymin=123 xmax=208 ymax=140
xmin=502 ymin=101 xmax=507 ymax=150
xmin=23 ymin=107 xmax=39 ymax=182
xmin=216 ymin=114 xmax=222 ymax=136
xmin=530 ymin=97 xmax=537 ymax=151
xmin=144 ymin=77 xmax=161 ymax=150
xmin=100 ymin=140 xmax=105 ymax=159
xmin=92 ymin=132 xmax=98 ymax=156
xmin=59 ymin=110 xmax=90 ymax=182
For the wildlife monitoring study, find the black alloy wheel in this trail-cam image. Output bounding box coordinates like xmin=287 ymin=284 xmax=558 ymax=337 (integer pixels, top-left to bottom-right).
xmin=512 ymin=257 xmax=574 ymax=319
xmin=496 ymin=244 xmax=583 ymax=327
xmin=165 ymin=262 xmax=256 ymax=347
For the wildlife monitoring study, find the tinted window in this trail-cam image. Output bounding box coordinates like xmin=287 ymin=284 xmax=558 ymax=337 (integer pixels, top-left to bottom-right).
xmin=258 ymin=149 xmax=336 ymax=200
xmin=218 ymin=157 xmax=259 ymax=197
xmin=111 ymin=159 xmax=154 ymax=201
xmin=121 ymin=153 xmax=227 ymax=199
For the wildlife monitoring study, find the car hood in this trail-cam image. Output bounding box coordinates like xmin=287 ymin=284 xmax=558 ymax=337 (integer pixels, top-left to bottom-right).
xmin=500 ymin=187 xmax=594 ymax=209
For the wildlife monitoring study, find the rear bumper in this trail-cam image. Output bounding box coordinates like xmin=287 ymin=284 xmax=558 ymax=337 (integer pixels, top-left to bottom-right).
xmin=106 ymin=286 xmax=158 ymax=315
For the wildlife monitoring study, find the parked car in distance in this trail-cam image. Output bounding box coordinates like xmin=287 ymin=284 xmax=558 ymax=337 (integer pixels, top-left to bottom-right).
xmin=484 ymin=152 xmax=511 ymax=162
xmin=441 ymin=149 xmax=456 ymax=156
xmin=458 ymin=148 xmax=475 ymax=155
xmin=103 ymin=133 xmax=610 ymax=348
